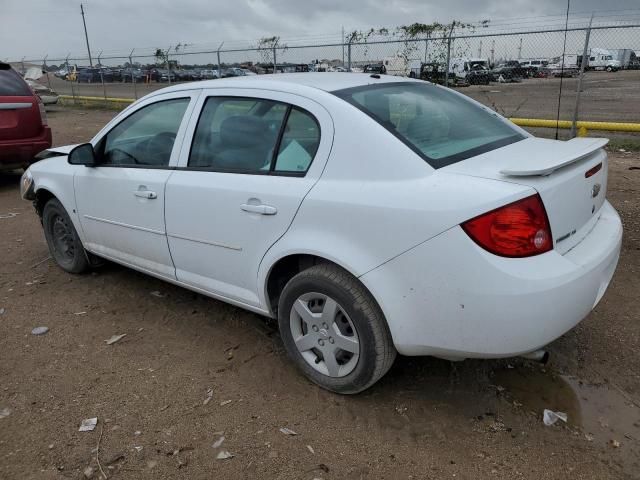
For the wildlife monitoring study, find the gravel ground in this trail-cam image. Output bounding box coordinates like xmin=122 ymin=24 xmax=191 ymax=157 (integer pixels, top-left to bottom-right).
xmin=0 ymin=107 xmax=639 ymax=479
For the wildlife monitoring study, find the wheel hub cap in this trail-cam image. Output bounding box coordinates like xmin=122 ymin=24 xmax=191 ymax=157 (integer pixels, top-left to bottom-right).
xmin=289 ymin=292 xmax=360 ymax=378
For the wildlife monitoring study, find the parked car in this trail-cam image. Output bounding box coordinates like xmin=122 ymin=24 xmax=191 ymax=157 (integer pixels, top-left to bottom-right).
xmin=55 ymin=67 xmax=69 ymax=79
xmin=465 ymin=65 xmax=491 ymax=85
xmin=519 ymin=59 xmax=549 ymax=76
xmin=490 ymin=64 xmax=523 ymax=83
xmin=23 ymin=68 xmax=59 ymax=105
xmin=363 ymin=63 xmax=387 ymax=74
xmin=157 ymin=69 xmax=177 ymax=82
xmin=103 ymin=68 xmax=121 ymax=82
xmin=20 ymin=74 xmax=622 ymax=393
xmin=121 ymin=68 xmax=145 ymax=83
xmin=175 ymin=70 xmax=196 ymax=81
xmin=0 ymin=62 xmax=51 ymax=171
xmin=77 ymin=68 xmax=113 ymax=83
xmin=200 ymin=69 xmax=220 ymax=79
xmin=411 ymin=62 xmax=465 ymax=87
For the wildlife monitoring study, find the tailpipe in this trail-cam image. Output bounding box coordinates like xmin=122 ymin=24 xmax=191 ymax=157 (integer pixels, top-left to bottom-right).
xmin=520 ymin=349 xmax=549 ymax=364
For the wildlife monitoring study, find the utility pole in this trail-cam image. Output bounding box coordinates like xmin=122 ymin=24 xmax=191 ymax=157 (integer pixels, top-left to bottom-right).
xmin=342 ymin=26 xmax=345 ymax=68
xmin=216 ymin=42 xmax=223 ymax=79
xmin=571 ymin=14 xmax=594 ymax=138
xmin=80 ymin=4 xmax=93 ymax=66
xmin=490 ymin=39 xmax=495 ymax=66
xmin=517 ymin=37 xmax=523 ymax=60
xmin=444 ymin=23 xmax=454 ymax=87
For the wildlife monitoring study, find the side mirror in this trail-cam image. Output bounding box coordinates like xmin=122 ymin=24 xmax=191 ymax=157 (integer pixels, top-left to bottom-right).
xmin=68 ymin=143 xmax=97 ymax=166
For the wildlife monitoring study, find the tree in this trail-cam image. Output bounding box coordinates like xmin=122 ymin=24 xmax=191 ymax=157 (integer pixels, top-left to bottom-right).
xmin=256 ymin=36 xmax=288 ymax=67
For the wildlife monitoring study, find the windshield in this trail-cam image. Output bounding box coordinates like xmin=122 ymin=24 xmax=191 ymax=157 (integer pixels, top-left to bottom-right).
xmin=333 ymin=82 xmax=525 ymax=168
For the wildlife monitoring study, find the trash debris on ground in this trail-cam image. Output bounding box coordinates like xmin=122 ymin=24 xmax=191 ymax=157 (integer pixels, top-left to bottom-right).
xmin=543 ymin=409 xmax=568 ymax=426
xmin=203 ymin=388 xmax=213 ymax=405
xmin=0 ymin=308 xmax=5 ymax=315
xmin=212 ymin=436 xmax=225 ymax=448
xmin=585 ymin=433 xmax=594 ymax=441
xmin=279 ymin=427 xmax=298 ymax=436
xmin=307 ymin=445 xmax=315 ymax=454
xmin=150 ymin=291 xmax=165 ymax=298
xmin=220 ymin=400 xmax=232 ymax=406
xmin=0 ymin=407 xmax=11 ymax=419
xmin=105 ymin=334 xmax=126 ymax=345
xmin=31 ymin=326 xmax=49 ymax=335
xmin=216 ymin=450 xmax=234 ymax=460
xmin=134 ymin=430 xmax=141 ymax=436
xmin=0 ymin=212 xmax=19 ymax=219
xmin=610 ymin=439 xmax=621 ymax=448
xmin=83 ymin=466 xmax=94 ymax=478
xmin=79 ymin=417 xmax=98 ymax=432
xmin=134 ymin=446 xmax=143 ymax=452
xmin=74 ymin=311 xmax=87 ymax=315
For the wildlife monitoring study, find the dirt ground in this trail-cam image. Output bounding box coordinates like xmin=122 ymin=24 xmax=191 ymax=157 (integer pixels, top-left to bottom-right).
xmin=45 ymin=70 xmax=640 ymax=123
xmin=1 ymin=107 xmax=639 ymax=479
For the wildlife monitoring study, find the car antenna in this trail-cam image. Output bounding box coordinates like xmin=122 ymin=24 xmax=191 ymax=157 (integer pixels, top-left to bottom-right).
xmin=555 ymin=0 xmax=571 ymax=140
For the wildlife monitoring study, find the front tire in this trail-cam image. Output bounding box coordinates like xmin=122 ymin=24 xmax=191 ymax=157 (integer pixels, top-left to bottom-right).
xmin=42 ymin=199 xmax=89 ymax=274
xmin=278 ymin=264 xmax=396 ymax=394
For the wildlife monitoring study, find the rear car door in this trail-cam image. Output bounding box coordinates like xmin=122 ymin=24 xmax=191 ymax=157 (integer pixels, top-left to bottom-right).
xmin=74 ymin=91 xmax=198 ymax=278
xmin=165 ymin=89 xmax=333 ymax=307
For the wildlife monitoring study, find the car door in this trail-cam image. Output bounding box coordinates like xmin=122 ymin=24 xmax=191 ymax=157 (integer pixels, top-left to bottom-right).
xmin=74 ymin=91 xmax=198 ymax=278
xmin=165 ymin=88 xmax=333 ymax=307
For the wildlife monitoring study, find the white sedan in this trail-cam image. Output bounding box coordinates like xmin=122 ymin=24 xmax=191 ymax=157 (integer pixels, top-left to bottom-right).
xmin=21 ymin=74 xmax=622 ymax=393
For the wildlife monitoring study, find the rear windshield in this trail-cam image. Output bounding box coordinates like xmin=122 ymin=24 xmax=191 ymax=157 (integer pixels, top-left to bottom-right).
xmin=0 ymin=68 xmax=32 ymax=96
xmin=333 ymin=82 xmax=524 ymax=168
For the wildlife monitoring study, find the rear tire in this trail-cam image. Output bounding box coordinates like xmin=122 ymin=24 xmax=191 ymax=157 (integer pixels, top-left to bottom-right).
xmin=42 ymin=198 xmax=89 ymax=274
xmin=278 ymin=264 xmax=396 ymax=394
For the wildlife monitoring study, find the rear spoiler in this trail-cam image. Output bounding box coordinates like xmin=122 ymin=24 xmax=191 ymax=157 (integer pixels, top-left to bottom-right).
xmin=500 ymin=138 xmax=609 ymax=176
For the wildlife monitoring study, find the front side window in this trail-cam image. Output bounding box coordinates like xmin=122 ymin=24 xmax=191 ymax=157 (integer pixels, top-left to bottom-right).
xmin=100 ymin=98 xmax=189 ymax=167
xmin=189 ymin=97 xmax=320 ymax=174
xmin=334 ymin=82 xmax=524 ymax=168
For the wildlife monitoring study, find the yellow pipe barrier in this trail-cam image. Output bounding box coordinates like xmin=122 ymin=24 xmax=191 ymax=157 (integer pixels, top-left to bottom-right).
xmin=59 ymin=95 xmax=134 ymax=104
xmin=510 ymin=117 xmax=640 ymax=136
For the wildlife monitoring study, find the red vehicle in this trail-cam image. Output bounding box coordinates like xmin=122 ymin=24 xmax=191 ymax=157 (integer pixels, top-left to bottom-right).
xmin=0 ymin=62 xmax=51 ymax=172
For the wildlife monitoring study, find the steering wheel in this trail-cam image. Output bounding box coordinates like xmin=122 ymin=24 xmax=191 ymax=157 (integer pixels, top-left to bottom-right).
xmin=108 ymin=147 xmax=140 ymax=164
xmin=144 ymin=132 xmax=177 ymax=164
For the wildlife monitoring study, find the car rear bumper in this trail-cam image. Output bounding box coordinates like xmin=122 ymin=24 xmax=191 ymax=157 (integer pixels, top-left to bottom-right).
xmin=0 ymin=127 xmax=52 ymax=170
xmin=360 ymin=200 xmax=623 ymax=358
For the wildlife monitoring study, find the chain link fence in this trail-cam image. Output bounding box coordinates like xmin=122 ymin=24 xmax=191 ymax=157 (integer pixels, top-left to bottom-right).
xmin=10 ymin=21 xmax=640 ymax=133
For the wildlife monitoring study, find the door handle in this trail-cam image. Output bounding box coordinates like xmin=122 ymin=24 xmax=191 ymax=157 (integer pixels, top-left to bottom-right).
xmin=240 ymin=203 xmax=277 ymax=215
xmin=134 ymin=190 xmax=157 ymax=199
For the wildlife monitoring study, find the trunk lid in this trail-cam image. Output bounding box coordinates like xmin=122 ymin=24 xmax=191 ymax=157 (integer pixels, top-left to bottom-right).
xmin=445 ymin=137 xmax=609 ymax=255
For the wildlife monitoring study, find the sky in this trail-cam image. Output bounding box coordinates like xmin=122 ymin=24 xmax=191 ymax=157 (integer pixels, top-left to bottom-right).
xmin=2 ymin=0 xmax=640 ymax=63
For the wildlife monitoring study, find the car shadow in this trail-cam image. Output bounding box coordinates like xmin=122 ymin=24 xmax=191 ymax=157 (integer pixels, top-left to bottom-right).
xmin=0 ymin=170 xmax=22 ymax=191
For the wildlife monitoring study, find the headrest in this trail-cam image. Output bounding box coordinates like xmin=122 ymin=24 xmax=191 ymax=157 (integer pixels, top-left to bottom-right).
xmin=220 ymin=116 xmax=267 ymax=148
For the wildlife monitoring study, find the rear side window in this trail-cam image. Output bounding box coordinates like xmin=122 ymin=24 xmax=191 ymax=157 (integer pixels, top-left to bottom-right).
xmin=0 ymin=68 xmax=32 ymax=96
xmin=274 ymin=108 xmax=320 ymax=173
xmin=334 ymin=82 xmax=524 ymax=168
xmin=189 ymin=96 xmax=320 ymax=175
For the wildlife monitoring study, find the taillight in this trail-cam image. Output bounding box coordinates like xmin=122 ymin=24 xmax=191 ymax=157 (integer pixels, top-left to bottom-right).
xmin=461 ymin=194 xmax=552 ymax=258
xmin=36 ymin=97 xmax=48 ymax=126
